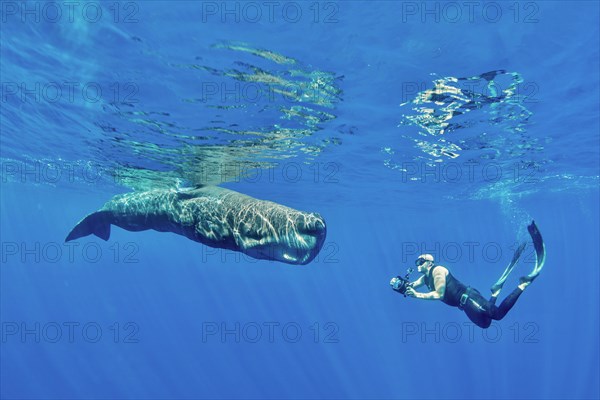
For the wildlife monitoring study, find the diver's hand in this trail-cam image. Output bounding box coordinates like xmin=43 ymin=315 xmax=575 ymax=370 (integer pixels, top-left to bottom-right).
xmin=405 ymin=287 xmax=418 ymax=298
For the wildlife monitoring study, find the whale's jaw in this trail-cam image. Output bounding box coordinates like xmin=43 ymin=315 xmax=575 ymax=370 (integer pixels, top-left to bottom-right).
xmin=240 ymin=213 xmax=327 ymax=265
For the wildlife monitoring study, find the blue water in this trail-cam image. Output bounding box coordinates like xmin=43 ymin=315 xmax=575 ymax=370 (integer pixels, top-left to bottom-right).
xmin=1 ymin=1 xmax=599 ymax=399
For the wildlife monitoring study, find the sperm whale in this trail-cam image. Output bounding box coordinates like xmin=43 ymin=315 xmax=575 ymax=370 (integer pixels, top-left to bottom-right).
xmin=65 ymin=186 xmax=327 ymax=265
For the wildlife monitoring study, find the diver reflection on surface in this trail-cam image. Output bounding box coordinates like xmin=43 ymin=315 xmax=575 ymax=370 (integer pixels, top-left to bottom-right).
xmin=390 ymin=221 xmax=546 ymax=329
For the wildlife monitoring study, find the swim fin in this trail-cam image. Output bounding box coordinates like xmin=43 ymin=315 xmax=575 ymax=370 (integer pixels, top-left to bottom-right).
xmin=520 ymin=220 xmax=546 ymax=284
xmin=491 ymin=242 xmax=526 ymax=294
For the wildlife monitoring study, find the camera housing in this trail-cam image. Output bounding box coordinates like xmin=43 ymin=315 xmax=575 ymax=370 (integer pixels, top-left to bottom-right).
xmin=390 ymin=268 xmax=414 ymax=296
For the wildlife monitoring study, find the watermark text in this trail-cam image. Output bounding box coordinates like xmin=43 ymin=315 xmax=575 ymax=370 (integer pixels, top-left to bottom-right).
xmin=201 ymin=321 xmax=339 ymax=343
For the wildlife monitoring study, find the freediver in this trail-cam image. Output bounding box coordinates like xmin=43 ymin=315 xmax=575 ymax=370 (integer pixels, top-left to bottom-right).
xmin=390 ymin=221 xmax=546 ymax=329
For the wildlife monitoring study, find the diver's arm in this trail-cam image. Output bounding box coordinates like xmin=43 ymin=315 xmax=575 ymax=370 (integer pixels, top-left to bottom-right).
xmin=410 ymin=275 xmax=426 ymax=289
xmin=411 ymin=268 xmax=447 ymax=300
xmin=414 ymin=291 xmax=442 ymax=300
xmin=405 ymin=287 xmax=442 ymax=300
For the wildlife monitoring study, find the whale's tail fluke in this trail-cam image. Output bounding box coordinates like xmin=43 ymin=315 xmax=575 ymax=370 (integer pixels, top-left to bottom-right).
xmin=65 ymin=211 xmax=111 ymax=242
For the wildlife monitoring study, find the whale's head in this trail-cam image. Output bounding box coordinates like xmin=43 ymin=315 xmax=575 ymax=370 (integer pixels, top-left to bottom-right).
xmin=237 ymin=209 xmax=327 ymax=265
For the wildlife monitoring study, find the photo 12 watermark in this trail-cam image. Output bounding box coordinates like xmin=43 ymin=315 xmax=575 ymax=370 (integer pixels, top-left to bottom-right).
xmin=1 ymin=321 xmax=140 ymax=343
xmin=200 ymin=241 xmax=339 ymax=265
xmin=1 ymin=1 xmax=140 ymax=24
xmin=399 ymin=320 xmax=540 ymax=343
xmin=1 ymin=241 xmax=140 ymax=265
xmin=199 ymin=1 xmax=340 ymax=24
xmin=1 ymin=81 xmax=139 ymax=105
xmin=399 ymin=80 xmax=540 ymax=104
xmin=199 ymin=80 xmax=335 ymax=106
xmin=221 ymin=161 xmax=341 ymax=185
xmin=0 ymin=160 xmax=341 ymax=187
xmin=399 ymin=2 xmax=540 ymax=24
xmin=201 ymin=321 xmax=339 ymax=343
xmin=396 ymin=161 xmax=540 ymax=185
xmin=400 ymin=241 xmax=537 ymax=266
xmin=1 ymin=160 xmax=116 ymax=186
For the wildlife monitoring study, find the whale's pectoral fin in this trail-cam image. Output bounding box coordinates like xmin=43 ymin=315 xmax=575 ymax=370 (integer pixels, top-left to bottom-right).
xmin=176 ymin=191 xmax=197 ymax=200
xmin=176 ymin=185 xmax=206 ymax=199
xmin=65 ymin=211 xmax=111 ymax=242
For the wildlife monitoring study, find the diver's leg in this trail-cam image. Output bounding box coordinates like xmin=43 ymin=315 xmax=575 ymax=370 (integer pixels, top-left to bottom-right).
xmin=463 ymin=290 xmax=493 ymax=329
xmin=490 ymin=287 xmax=525 ymax=320
xmin=491 ymin=242 xmax=526 ymax=295
xmin=520 ymin=220 xmax=546 ymax=284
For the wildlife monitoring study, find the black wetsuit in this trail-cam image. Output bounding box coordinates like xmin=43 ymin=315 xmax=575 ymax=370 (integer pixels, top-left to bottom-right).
xmin=426 ymin=266 xmax=524 ymax=329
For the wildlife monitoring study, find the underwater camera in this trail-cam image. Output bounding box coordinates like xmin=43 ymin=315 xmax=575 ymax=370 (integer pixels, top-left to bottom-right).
xmin=390 ymin=268 xmax=414 ymax=296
